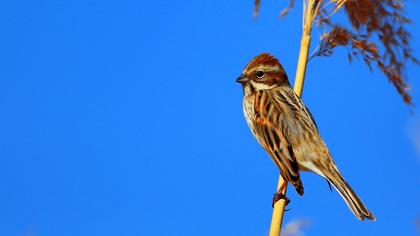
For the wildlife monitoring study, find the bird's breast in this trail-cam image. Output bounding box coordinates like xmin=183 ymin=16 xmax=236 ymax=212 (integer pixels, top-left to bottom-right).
xmin=243 ymin=95 xmax=255 ymax=124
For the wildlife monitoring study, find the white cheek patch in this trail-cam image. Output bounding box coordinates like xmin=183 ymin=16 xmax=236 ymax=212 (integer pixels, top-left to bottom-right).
xmin=250 ymin=80 xmax=277 ymax=90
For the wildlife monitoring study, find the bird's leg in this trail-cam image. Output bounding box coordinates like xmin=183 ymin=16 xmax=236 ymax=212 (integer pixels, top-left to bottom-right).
xmin=272 ymin=180 xmax=290 ymax=208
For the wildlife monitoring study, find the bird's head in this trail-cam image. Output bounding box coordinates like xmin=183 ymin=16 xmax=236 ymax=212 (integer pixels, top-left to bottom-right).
xmin=236 ymin=53 xmax=290 ymax=91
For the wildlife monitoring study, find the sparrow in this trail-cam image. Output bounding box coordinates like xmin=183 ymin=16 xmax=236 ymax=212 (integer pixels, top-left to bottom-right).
xmin=236 ymin=53 xmax=375 ymax=221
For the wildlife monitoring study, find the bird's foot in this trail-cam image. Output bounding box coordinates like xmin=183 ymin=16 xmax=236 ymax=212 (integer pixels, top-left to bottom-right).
xmin=272 ymin=191 xmax=290 ymax=208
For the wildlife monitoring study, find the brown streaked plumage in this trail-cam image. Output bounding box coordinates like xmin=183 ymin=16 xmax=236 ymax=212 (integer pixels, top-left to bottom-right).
xmin=236 ymin=53 xmax=375 ymax=221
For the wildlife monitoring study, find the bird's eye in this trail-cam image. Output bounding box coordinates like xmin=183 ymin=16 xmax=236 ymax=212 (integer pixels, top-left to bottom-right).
xmin=256 ymin=71 xmax=265 ymax=78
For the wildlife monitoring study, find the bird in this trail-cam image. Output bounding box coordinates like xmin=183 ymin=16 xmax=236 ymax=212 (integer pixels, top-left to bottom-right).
xmin=236 ymin=53 xmax=375 ymax=221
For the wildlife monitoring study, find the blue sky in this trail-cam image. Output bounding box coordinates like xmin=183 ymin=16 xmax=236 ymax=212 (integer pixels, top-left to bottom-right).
xmin=1 ymin=0 xmax=419 ymax=235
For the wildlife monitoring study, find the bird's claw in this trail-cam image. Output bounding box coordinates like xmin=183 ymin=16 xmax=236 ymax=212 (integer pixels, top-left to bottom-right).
xmin=272 ymin=192 xmax=290 ymax=208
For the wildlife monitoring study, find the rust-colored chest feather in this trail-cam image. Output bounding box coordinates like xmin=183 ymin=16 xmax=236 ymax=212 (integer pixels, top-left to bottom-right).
xmin=242 ymin=89 xmax=275 ymax=148
xmin=243 ymin=88 xmax=279 ymax=130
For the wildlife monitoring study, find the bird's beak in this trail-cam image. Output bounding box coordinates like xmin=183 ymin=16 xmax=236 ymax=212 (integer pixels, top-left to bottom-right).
xmin=236 ymin=74 xmax=249 ymax=84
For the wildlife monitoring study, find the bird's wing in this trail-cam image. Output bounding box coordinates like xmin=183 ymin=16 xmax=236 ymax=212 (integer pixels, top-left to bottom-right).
xmin=252 ymin=107 xmax=302 ymax=193
xmin=304 ymin=105 xmax=318 ymax=130
xmin=270 ymin=87 xmax=331 ymax=177
xmin=270 ymin=87 xmax=318 ymax=133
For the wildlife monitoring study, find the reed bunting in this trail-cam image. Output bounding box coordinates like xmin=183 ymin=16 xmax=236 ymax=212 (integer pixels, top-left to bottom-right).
xmin=236 ymin=53 xmax=375 ymax=221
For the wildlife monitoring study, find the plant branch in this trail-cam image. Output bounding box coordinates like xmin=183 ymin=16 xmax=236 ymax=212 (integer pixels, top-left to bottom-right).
xmin=269 ymin=1 xmax=320 ymax=235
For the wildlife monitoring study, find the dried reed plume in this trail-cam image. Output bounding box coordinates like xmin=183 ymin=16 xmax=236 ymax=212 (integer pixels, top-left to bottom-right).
xmin=254 ymin=0 xmax=418 ymax=104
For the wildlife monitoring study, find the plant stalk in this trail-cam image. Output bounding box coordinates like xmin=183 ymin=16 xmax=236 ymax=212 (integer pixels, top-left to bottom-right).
xmin=269 ymin=177 xmax=288 ymax=236
xmin=268 ymin=1 xmax=316 ymax=234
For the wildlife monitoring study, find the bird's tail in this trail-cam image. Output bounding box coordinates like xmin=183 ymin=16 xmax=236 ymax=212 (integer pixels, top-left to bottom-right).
xmin=325 ymin=167 xmax=376 ymax=221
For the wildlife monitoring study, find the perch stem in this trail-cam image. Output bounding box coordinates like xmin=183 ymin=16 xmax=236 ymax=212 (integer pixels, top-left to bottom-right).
xmin=268 ymin=1 xmax=318 ymax=235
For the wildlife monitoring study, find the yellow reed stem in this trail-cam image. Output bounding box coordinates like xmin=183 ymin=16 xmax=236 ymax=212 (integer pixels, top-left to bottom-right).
xmin=268 ymin=1 xmax=318 ymax=235
xmin=293 ymin=33 xmax=311 ymax=97
xmin=269 ymin=177 xmax=288 ymax=236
